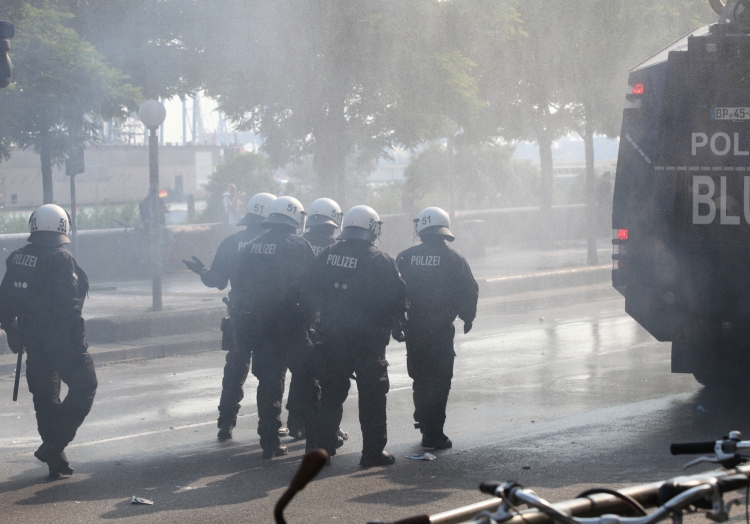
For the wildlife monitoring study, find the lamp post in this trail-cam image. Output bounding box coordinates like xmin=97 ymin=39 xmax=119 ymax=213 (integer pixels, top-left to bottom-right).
xmin=138 ymin=100 xmax=167 ymax=312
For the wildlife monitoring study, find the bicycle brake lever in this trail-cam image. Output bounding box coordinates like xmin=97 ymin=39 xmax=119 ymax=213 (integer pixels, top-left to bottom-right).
xmin=683 ymin=456 xmax=720 ymax=470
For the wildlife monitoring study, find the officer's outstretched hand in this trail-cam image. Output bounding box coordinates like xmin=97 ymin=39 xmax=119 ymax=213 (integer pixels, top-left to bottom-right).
xmin=463 ymin=322 xmax=473 ymax=334
xmin=182 ymin=256 xmax=207 ymax=275
xmin=392 ymin=328 xmax=406 ymax=343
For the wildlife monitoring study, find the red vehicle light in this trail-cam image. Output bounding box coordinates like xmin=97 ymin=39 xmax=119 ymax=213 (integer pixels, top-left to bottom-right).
xmin=632 ymin=83 xmax=644 ymax=95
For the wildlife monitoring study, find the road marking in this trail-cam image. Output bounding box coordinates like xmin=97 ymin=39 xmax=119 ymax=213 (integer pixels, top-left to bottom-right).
xmin=68 ymin=413 xmax=258 ymax=449
xmin=655 ymin=165 xmax=748 ymax=172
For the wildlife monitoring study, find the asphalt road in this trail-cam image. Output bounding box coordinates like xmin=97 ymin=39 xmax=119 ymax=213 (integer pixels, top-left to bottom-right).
xmin=1 ymin=294 xmax=747 ymax=524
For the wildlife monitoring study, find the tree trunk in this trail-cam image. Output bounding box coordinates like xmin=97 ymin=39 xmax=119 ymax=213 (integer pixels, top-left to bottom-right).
xmin=40 ymin=127 xmax=53 ymax=204
xmin=538 ymin=122 xmax=554 ymax=247
xmin=538 ymin=129 xmax=553 ymax=213
xmin=583 ymin=99 xmax=598 ymax=265
xmin=312 ymin=91 xmax=349 ymax=208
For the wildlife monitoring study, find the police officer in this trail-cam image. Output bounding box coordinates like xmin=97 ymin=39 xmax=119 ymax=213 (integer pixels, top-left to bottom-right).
xmin=182 ymin=193 xmax=281 ymax=441
xmin=0 ymin=205 xmax=97 ymax=478
xmin=304 ymin=198 xmax=343 ymax=256
xmin=233 ymin=196 xmax=319 ymax=458
xmin=309 ymin=205 xmax=406 ymax=467
xmin=395 ymin=207 xmax=478 ymax=449
xmin=285 ymin=198 xmax=349 ymax=443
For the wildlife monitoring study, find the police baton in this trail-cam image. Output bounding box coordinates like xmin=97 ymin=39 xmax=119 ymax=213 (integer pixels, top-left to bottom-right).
xmin=12 ymin=347 xmax=23 ymax=401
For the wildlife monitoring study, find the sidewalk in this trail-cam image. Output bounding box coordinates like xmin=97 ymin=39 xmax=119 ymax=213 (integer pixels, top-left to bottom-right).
xmin=83 ymin=240 xmax=613 ymax=319
xmin=468 ymin=240 xmax=611 ymax=280
xmin=0 ymin=242 xmax=618 ymax=370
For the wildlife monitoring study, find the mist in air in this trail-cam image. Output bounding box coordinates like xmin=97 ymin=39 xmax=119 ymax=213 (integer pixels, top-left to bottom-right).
xmin=0 ymin=0 xmax=717 ymax=311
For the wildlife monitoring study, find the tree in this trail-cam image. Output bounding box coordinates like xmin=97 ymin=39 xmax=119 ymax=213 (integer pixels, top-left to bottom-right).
xmin=404 ymin=141 xmax=538 ymax=214
xmin=559 ymin=0 xmax=716 ymax=262
xmin=203 ymin=0 xmax=519 ymax=208
xmin=0 ymin=4 xmax=141 ymax=203
xmin=201 ymin=152 xmax=277 ymax=223
xmin=70 ymin=0 xmax=207 ymax=100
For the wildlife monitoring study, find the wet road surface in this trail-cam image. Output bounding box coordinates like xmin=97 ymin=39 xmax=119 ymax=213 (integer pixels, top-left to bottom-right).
xmin=1 ymin=295 xmax=747 ymax=523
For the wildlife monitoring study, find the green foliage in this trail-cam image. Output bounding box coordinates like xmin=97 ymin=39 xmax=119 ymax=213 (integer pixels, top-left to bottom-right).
xmin=0 ymin=210 xmax=31 ymax=234
xmin=70 ymin=0 xmax=207 ymax=99
xmin=75 ymin=201 xmax=139 ymax=230
xmin=367 ymin=182 xmax=406 ymax=216
xmin=200 ymin=153 xmax=277 ymax=223
xmin=0 ymin=5 xmax=142 ymax=152
xmin=0 ymin=202 xmax=140 ymax=237
xmin=404 ymin=142 xmax=540 ymax=213
xmin=203 ymin=0 xmax=520 ymax=202
xmin=0 ymin=3 xmax=142 ymax=204
xmin=0 ymin=0 xmax=726 ymax=216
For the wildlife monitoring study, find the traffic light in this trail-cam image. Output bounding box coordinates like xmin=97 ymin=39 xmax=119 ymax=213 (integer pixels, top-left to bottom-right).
xmin=1 ymin=21 xmax=14 ymax=89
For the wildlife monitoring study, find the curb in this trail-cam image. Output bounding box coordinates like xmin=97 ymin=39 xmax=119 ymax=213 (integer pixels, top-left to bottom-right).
xmin=0 ymin=264 xmax=614 ymax=354
xmin=479 ymin=283 xmax=619 ymax=314
xmin=85 ymin=306 xmax=225 ymax=344
xmin=0 ymin=331 xmax=222 ymax=376
xmin=478 ymin=265 xmax=610 ymax=297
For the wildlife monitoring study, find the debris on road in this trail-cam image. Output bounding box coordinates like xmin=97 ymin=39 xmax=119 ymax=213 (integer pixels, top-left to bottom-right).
xmin=131 ymin=496 xmax=153 ymax=505
xmin=522 ymin=466 xmax=531 ymax=470
xmin=407 ymin=453 xmax=436 ymax=461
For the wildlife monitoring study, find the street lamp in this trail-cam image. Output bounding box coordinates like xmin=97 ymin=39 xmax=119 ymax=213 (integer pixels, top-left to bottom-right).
xmin=138 ymin=100 xmax=167 ymax=312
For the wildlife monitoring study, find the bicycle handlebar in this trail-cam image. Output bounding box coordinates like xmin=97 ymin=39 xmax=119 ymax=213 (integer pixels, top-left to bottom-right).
xmin=669 ymin=442 xmax=715 ymax=455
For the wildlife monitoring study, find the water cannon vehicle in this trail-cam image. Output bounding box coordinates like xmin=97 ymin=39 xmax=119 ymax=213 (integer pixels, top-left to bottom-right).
xmin=613 ymin=0 xmax=750 ymax=385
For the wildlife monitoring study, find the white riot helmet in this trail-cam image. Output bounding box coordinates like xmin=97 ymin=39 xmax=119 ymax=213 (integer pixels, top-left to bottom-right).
xmin=263 ymin=195 xmax=305 ymax=228
xmin=415 ymin=206 xmax=454 ymax=241
xmin=306 ymin=198 xmax=342 ymax=229
xmin=237 ymin=192 xmax=276 ymax=226
xmin=28 ymin=204 xmax=71 ymax=246
xmin=338 ymin=205 xmax=382 ymax=242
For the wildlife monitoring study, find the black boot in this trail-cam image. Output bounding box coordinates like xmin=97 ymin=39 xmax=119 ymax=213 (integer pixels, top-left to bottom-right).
xmin=421 ymin=433 xmax=452 ymax=449
xmin=34 ymin=442 xmax=52 ymax=464
xmin=47 ymin=450 xmax=74 ymax=478
xmin=262 ymin=444 xmax=288 ymax=459
xmin=217 ymin=422 xmax=233 ymax=441
xmin=359 ymin=451 xmax=396 ymax=467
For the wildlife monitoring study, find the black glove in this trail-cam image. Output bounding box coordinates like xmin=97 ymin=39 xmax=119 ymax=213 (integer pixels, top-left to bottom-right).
xmin=182 ymin=256 xmax=207 ymax=275
xmin=463 ymin=321 xmax=473 ymax=334
xmin=5 ymin=327 xmax=22 ymax=354
xmin=391 ymin=328 xmax=406 ymax=343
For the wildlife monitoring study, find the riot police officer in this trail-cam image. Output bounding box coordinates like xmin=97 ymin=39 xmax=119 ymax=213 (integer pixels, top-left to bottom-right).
xmin=285 ymin=198 xmax=349 ymax=443
xmin=395 ymin=207 xmax=478 ymax=449
xmin=303 ymin=198 xmax=343 ymax=256
xmin=233 ymin=196 xmax=320 ymax=458
xmin=309 ymin=205 xmax=406 ymax=467
xmin=183 ymin=193 xmax=281 ymax=441
xmin=0 ymin=205 xmax=97 ymax=478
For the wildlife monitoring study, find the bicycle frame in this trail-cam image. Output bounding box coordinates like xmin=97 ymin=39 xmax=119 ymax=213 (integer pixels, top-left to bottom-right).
xmin=423 ymin=466 xmax=750 ymax=524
